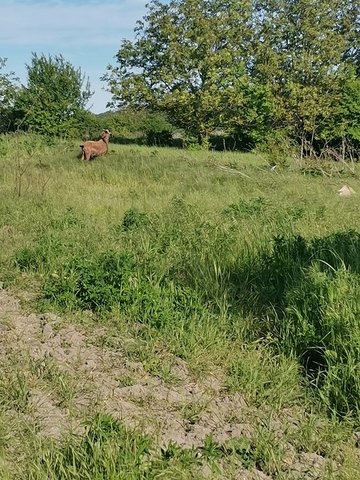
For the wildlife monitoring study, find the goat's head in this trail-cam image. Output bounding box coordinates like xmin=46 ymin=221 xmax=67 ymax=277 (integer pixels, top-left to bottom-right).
xmin=100 ymin=129 xmax=112 ymax=145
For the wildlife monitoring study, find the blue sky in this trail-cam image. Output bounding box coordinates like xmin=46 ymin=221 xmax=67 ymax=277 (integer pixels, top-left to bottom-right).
xmin=1 ymin=0 xmax=150 ymax=113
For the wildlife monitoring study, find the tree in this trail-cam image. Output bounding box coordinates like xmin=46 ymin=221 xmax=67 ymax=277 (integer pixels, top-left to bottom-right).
xmin=15 ymin=53 xmax=93 ymax=136
xmin=103 ymin=0 xmax=359 ymax=154
xmin=334 ymin=69 xmax=360 ymax=152
xmin=103 ymin=0 xmax=273 ymax=146
xmin=0 ymin=58 xmax=20 ymax=133
xmin=251 ymin=0 xmax=360 ymax=155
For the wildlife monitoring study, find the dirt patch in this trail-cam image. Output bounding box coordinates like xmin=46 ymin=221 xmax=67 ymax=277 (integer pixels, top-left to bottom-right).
xmin=0 ymin=289 xmax=353 ymax=478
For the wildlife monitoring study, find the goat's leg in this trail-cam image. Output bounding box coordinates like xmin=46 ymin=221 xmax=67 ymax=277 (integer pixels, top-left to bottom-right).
xmin=82 ymin=149 xmax=90 ymax=161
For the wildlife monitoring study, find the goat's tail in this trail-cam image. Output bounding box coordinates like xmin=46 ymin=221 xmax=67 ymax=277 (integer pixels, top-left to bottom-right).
xmin=80 ymin=145 xmax=84 ymax=149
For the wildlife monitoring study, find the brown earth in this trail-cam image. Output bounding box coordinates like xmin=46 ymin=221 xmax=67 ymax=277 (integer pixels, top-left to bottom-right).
xmin=0 ymin=288 xmax=355 ymax=479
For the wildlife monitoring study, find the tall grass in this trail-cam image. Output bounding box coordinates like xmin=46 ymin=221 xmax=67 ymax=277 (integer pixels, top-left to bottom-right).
xmin=2 ymin=134 xmax=360 ymax=414
xmin=1 ymin=133 xmax=360 ymax=475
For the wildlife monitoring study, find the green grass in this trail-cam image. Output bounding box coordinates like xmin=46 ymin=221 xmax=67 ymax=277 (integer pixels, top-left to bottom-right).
xmin=1 ymin=132 xmax=360 ymax=477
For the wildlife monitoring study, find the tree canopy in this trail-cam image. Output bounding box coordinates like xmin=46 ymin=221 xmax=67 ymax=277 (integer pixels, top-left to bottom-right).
xmin=15 ymin=53 xmax=93 ymax=136
xmin=251 ymin=0 xmax=360 ymax=154
xmin=103 ymin=0 xmax=360 ymax=154
xmin=0 ymin=58 xmax=20 ymax=133
xmin=103 ymin=0 xmax=274 ymax=146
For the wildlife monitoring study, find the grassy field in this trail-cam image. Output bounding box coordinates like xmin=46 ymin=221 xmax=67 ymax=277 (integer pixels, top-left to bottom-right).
xmin=0 ymin=132 xmax=360 ymax=478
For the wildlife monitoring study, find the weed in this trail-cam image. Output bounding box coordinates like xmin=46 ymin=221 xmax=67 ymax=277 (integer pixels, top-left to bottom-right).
xmin=223 ymin=196 xmax=267 ymax=218
xmin=158 ymin=441 xmax=200 ymax=473
xmin=226 ymin=343 xmax=302 ymax=410
xmin=0 ymin=371 xmax=31 ymax=413
xmin=116 ymin=375 xmax=135 ymax=388
xmin=28 ymin=413 xmax=153 ymax=479
xmin=122 ymin=207 xmax=149 ymax=231
xmin=35 ymin=357 xmax=78 ymax=408
xmin=180 ymin=400 xmax=209 ymax=426
xmin=222 ymin=436 xmax=257 ymax=469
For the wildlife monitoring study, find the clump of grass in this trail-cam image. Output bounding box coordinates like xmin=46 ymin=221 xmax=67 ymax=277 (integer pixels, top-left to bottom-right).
xmin=237 ymin=229 xmax=360 ymax=418
xmin=122 ymin=207 xmax=149 ymax=231
xmin=26 ymin=413 xmax=153 ymax=479
xmin=226 ymin=342 xmax=303 ymax=410
xmin=34 ymin=356 xmax=78 ymax=409
xmin=180 ymin=400 xmax=209 ymax=427
xmin=223 ymin=196 xmax=267 ymax=218
xmin=0 ymin=370 xmax=31 ymax=414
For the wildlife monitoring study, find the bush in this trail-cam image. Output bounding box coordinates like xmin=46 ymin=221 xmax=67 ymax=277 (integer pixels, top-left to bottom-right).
xmin=42 ymin=252 xmax=136 ymax=313
xmin=41 ymin=249 xmax=206 ymax=328
xmin=98 ymin=110 xmax=174 ymax=146
xmin=140 ymin=112 xmax=173 ymax=147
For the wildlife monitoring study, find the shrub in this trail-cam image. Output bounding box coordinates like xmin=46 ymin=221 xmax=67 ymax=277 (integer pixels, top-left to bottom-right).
xmin=42 ymin=252 xmax=136 ymax=313
xmin=41 ymin=249 xmax=206 ymax=327
xmin=140 ymin=112 xmax=173 ymax=147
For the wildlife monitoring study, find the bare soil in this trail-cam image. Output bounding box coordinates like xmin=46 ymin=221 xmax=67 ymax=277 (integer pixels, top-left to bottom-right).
xmin=0 ymin=288 xmax=355 ymax=479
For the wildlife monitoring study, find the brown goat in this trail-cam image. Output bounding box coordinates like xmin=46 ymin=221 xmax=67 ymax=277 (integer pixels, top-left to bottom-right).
xmin=80 ymin=129 xmax=112 ymax=161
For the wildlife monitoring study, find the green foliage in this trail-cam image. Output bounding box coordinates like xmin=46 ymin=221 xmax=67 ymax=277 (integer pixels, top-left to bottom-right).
xmin=284 ymin=265 xmax=360 ymax=417
xmin=30 ymin=413 xmax=271 ymax=479
xmin=98 ymin=110 xmax=144 ymax=141
xmin=33 ymin=413 xmax=152 ymax=479
xmin=14 ymin=53 xmax=93 ymax=137
xmin=122 ymin=207 xmax=149 ymax=231
xmin=227 ymin=344 xmax=302 ymax=410
xmin=102 ymin=0 xmax=359 ymax=154
xmin=251 ymin=0 xmax=359 ymax=153
xmin=70 ymin=110 xmax=102 ymax=140
xmin=256 ymin=129 xmax=295 ymax=167
xmin=260 ymin=230 xmax=360 ymax=310
xmin=0 ymin=0 xmax=358 ymax=153
xmin=40 ymin=248 xmax=206 ymax=328
xmin=15 ymin=246 xmax=47 ymax=272
xmin=0 ymin=58 xmax=20 ymax=133
xmin=229 ymin=81 xmax=275 ymax=149
xmin=222 ymin=436 xmax=257 ymax=470
xmin=103 ymin=0 xmax=261 ymax=145
xmin=337 ymin=69 xmax=360 ymax=145
xmin=0 ymin=371 xmax=31 ymax=414
xmin=241 ymin=230 xmax=360 ymax=417
xmin=97 ymin=109 xmax=173 ymax=146
xmin=14 ymin=234 xmax=65 ymax=273
xmin=139 ymin=111 xmax=173 ymax=146
xmin=223 ymin=196 xmax=266 ymax=218
xmin=41 ymin=251 xmax=136 ymax=313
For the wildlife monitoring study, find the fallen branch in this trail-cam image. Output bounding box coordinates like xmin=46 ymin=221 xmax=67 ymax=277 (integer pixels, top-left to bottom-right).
xmin=207 ymin=161 xmax=251 ymax=179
